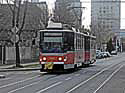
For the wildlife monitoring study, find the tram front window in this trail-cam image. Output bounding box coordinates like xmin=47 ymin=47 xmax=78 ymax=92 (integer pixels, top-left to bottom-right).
xmin=40 ymin=32 xmax=74 ymax=53
xmin=40 ymin=34 xmax=63 ymax=53
xmin=41 ymin=42 xmax=63 ymax=53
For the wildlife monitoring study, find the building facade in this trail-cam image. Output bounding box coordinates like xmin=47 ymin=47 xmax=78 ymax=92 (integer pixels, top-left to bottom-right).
xmin=55 ymin=0 xmax=82 ymax=29
xmin=31 ymin=0 xmax=39 ymax=3
xmin=91 ymin=0 xmax=121 ymax=50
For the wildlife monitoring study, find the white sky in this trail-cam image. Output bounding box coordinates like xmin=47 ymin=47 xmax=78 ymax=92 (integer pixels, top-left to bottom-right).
xmin=121 ymin=2 xmax=125 ymax=29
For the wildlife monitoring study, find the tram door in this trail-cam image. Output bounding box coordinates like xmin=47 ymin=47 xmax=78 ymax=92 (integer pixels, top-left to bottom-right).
xmin=84 ymin=36 xmax=90 ymax=63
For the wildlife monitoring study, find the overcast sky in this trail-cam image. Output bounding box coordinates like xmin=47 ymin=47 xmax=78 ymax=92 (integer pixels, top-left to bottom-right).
xmin=121 ymin=2 xmax=125 ymax=29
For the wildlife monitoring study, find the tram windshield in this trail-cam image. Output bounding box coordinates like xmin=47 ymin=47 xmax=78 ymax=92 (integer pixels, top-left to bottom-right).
xmin=40 ymin=31 xmax=74 ymax=53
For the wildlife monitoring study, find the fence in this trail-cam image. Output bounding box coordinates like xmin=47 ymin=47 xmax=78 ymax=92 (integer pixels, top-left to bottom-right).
xmin=0 ymin=46 xmax=39 ymax=65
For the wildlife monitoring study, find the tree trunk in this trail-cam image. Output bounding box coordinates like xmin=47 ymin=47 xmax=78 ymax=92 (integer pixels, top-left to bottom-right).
xmin=15 ymin=42 xmax=22 ymax=67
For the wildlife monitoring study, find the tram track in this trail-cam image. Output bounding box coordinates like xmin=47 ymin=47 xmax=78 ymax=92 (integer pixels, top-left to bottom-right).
xmin=0 ymin=72 xmax=46 ymax=87
xmin=23 ymin=60 xmax=124 ymax=93
xmin=0 ymin=74 xmax=62 ymax=93
xmin=6 ymin=70 xmax=86 ymax=93
xmin=4 ymin=70 xmax=81 ymax=93
xmin=65 ymin=61 xmax=124 ymax=93
xmin=93 ymin=65 xmax=124 ymax=93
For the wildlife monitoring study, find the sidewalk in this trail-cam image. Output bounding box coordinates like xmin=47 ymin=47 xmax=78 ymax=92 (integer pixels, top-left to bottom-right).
xmin=0 ymin=62 xmax=41 ymax=72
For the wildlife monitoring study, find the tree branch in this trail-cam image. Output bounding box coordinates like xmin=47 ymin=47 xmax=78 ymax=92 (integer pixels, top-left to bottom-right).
xmin=5 ymin=0 xmax=14 ymax=13
xmin=16 ymin=0 xmax=21 ymax=27
xmin=19 ymin=0 xmax=28 ymax=35
xmin=12 ymin=0 xmax=16 ymax=27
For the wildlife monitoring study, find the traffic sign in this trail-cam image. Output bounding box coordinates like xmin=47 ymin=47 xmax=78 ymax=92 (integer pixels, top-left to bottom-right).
xmin=16 ymin=35 xmax=19 ymax=43
xmin=11 ymin=26 xmax=19 ymax=33
xmin=11 ymin=35 xmax=19 ymax=43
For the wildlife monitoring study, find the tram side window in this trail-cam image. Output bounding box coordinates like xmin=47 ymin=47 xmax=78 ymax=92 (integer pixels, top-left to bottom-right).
xmin=79 ymin=35 xmax=81 ymax=49
xmin=63 ymin=32 xmax=74 ymax=51
xmin=76 ymin=35 xmax=79 ymax=49
xmin=81 ymin=35 xmax=83 ymax=49
xmin=76 ymin=34 xmax=82 ymax=49
xmin=82 ymin=36 xmax=84 ymax=49
xmin=76 ymin=34 xmax=79 ymax=49
xmin=76 ymin=34 xmax=77 ymax=49
xmin=79 ymin=34 xmax=80 ymax=49
xmin=85 ymin=37 xmax=90 ymax=51
xmin=80 ymin=35 xmax=82 ymax=49
xmin=39 ymin=32 xmax=44 ymax=47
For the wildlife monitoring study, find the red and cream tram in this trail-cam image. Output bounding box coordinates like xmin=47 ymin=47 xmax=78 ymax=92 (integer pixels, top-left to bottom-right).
xmin=39 ymin=23 xmax=96 ymax=71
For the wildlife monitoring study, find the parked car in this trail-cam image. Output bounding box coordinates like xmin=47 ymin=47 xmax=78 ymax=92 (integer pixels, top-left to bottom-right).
xmin=105 ymin=52 xmax=112 ymax=57
xmin=96 ymin=51 xmax=105 ymax=59
xmin=96 ymin=50 xmax=102 ymax=59
xmin=96 ymin=50 xmax=112 ymax=59
xmin=96 ymin=50 xmax=101 ymax=53
xmin=96 ymin=52 xmax=102 ymax=59
xmin=111 ymin=50 xmax=117 ymax=55
xmin=101 ymin=52 xmax=107 ymax=58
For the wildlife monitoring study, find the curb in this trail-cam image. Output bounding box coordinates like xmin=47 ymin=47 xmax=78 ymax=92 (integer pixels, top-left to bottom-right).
xmin=0 ymin=68 xmax=40 ymax=72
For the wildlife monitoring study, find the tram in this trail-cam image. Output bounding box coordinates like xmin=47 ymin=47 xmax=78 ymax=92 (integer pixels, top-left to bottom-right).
xmin=39 ymin=22 xmax=96 ymax=71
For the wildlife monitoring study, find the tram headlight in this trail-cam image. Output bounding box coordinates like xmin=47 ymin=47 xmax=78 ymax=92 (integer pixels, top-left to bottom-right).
xmin=58 ymin=57 xmax=62 ymax=61
xmin=42 ymin=57 xmax=47 ymax=61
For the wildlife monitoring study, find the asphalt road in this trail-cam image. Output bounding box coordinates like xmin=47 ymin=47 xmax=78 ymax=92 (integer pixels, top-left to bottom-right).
xmin=0 ymin=53 xmax=125 ymax=93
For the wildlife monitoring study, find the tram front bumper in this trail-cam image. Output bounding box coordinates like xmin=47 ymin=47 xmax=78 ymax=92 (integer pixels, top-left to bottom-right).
xmin=40 ymin=62 xmax=64 ymax=64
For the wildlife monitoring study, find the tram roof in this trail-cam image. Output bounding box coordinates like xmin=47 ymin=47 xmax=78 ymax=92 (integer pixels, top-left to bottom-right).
xmin=39 ymin=29 xmax=91 ymax=37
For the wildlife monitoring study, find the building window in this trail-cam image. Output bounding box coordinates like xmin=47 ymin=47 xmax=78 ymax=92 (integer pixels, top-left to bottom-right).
xmin=103 ymin=10 xmax=106 ymax=13
xmin=111 ymin=6 xmax=113 ymax=10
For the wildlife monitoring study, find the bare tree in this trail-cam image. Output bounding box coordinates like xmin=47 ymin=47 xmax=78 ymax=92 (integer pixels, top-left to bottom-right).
xmin=5 ymin=0 xmax=28 ymax=67
xmin=91 ymin=20 xmax=115 ymax=50
xmin=0 ymin=0 xmax=46 ymax=66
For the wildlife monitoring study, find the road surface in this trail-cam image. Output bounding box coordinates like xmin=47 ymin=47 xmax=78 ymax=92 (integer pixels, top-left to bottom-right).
xmin=0 ymin=53 xmax=125 ymax=93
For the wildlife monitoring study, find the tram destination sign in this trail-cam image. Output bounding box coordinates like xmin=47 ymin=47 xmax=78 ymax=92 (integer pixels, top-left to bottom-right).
xmin=44 ymin=37 xmax=62 ymax=42
xmin=44 ymin=33 xmax=62 ymax=36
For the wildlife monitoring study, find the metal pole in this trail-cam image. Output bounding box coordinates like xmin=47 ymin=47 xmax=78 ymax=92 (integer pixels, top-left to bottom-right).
xmin=121 ymin=43 xmax=123 ymax=52
xmin=2 ymin=46 xmax=4 ymax=64
xmin=116 ymin=38 xmax=117 ymax=52
xmin=14 ymin=26 xmax=16 ymax=62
